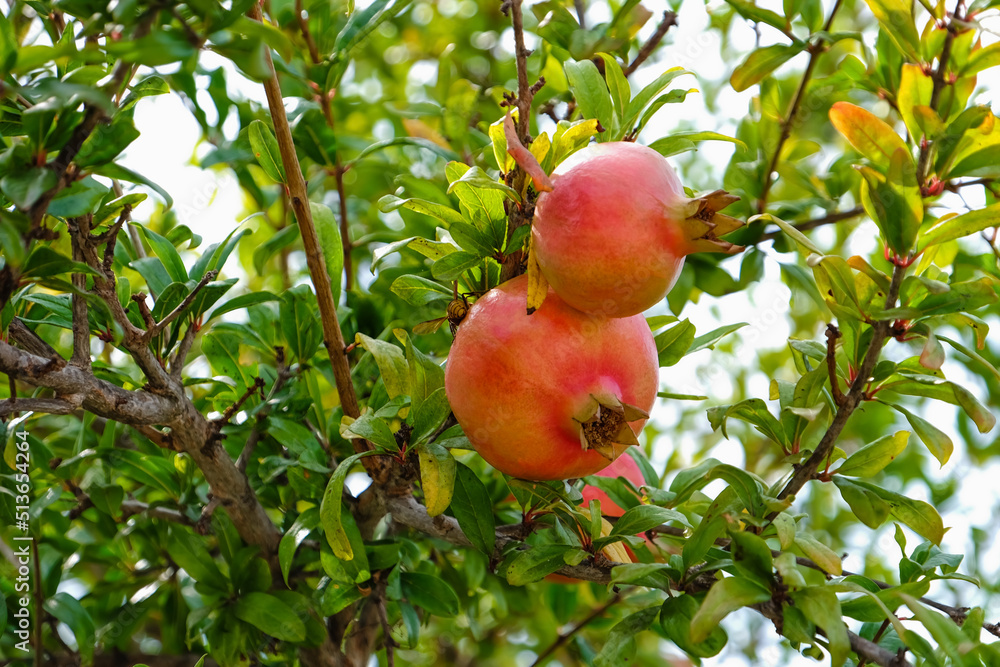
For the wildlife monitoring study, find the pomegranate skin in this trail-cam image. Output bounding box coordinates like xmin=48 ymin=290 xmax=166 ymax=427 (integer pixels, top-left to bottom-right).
xmin=444 ymin=275 xmax=658 ymax=481
xmin=532 ymin=142 xmax=691 ymax=318
xmin=580 ymin=451 xmax=645 ymax=516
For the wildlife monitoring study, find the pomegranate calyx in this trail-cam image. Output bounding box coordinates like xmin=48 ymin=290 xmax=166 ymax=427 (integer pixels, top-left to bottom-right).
xmin=680 ymin=189 xmax=746 ymax=256
xmin=574 ymin=395 xmax=648 ymax=461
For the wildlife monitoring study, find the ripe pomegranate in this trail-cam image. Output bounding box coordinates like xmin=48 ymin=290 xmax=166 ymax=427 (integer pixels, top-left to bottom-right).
xmin=504 ymin=117 xmax=744 ymax=318
xmin=581 ymin=451 xmax=646 ymax=515
xmin=444 ymin=274 xmax=658 ymax=481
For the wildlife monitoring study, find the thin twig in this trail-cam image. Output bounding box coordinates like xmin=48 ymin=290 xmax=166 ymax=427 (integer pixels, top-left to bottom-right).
xmin=772 ymin=262 xmax=906 ymax=508
xmin=145 ymin=270 xmax=219 ymax=340
xmin=295 ymin=0 xmax=321 ymax=64
xmin=826 ymin=324 xmax=845 ymax=407
xmin=917 ymin=0 xmax=964 ymax=185
xmin=758 ymin=0 xmax=844 ymax=212
xmin=215 ymin=376 xmax=265 ymax=427
xmin=754 ymin=205 xmax=865 ymax=244
xmin=623 ymin=12 xmax=678 ymax=77
xmin=246 ymin=4 xmax=361 ymax=427
xmin=530 ymin=593 xmax=625 ymax=667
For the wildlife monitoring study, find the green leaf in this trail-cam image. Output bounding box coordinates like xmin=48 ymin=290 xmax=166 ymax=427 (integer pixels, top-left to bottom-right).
xmin=418 ymin=443 xmax=456 ymax=517
xmin=400 ymin=572 xmax=460 ymax=617
xmin=857 ymin=151 xmax=922 ymax=256
xmin=832 ymin=476 xmax=891 ymax=528
xmin=279 ymin=508 xmax=319 ymax=586
xmin=167 ymin=527 xmax=226 ymax=584
xmin=962 ymin=42 xmax=1000 ymax=75
xmin=254 ymin=225 xmax=300 ymax=275
xmin=849 ymin=479 xmax=945 ymax=544
xmin=44 ymin=593 xmax=96 ymax=666
xmin=431 ymin=251 xmax=481 ymax=281
xmin=400 ymin=328 xmax=445 ymax=413
xmin=660 ymin=595 xmax=728 ymax=658
xmin=792 ymin=586 xmax=850 ymax=667
xmin=75 ymin=113 xmax=140 ymax=167
xmin=450 ymin=462 xmax=496 ymax=555
xmin=206 ymin=291 xmax=279 ymax=322
xmin=731 ymin=43 xmax=807 ymax=92
xmin=92 ymin=163 xmax=173 ymax=209
xmin=795 ymin=534 xmax=843 ymax=575
xmin=233 ymin=592 xmax=307 ymax=642
xmin=729 ymin=530 xmax=774 ymax=584
xmin=593 ymin=606 xmax=661 ymax=667
xmin=279 ymin=285 xmax=321 ymax=362
xmin=1 ymin=167 xmax=58 ymax=209
xmin=830 ymin=102 xmax=910 ymax=167
xmin=707 ymin=399 xmax=786 ymax=448
xmin=898 ymin=64 xmax=933 ymax=142
xmin=49 ymin=176 xmax=110 ymax=217
xmin=610 ymin=505 xmax=687 ymax=536
xmin=341 ymin=411 xmax=398 ymax=451
xmin=565 ymin=59 xmax=614 ymax=135
xmin=888 ymin=403 xmax=954 ymax=466
xmin=248 ymin=119 xmax=286 ymax=183
xmin=621 ymin=67 xmax=691 ymax=135
xmin=119 ymin=75 xmax=170 ymax=112
xmin=655 ymin=318 xmax=696 ymax=366
xmin=446 ymin=165 xmax=521 ymax=204
xmin=506 ymin=545 xmax=573 ymax=585
xmin=835 ymin=431 xmax=909 ymax=477
xmin=390 ymin=275 xmax=453 ymax=306
xmin=725 ymin=0 xmax=790 ymax=32
xmin=355 ymin=332 xmax=409 ymax=399
xmin=320 ymin=451 xmax=378 ymax=560
xmin=599 ymin=53 xmax=631 ymax=125
xmin=861 ymin=0 xmax=920 ymax=59
xmin=902 ymin=595 xmax=970 ymax=665
xmin=132 ymin=224 xmax=188 ymax=283
xmin=377 ymin=194 xmax=465 ymax=225
xmin=920 ymin=202 xmax=1000 ymax=249
xmin=311 ymin=202 xmax=345 ymax=304
xmin=690 ymin=576 xmax=772 ymax=642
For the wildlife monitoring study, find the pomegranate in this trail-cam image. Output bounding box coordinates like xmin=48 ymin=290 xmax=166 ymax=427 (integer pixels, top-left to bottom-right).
xmin=504 ymin=117 xmax=744 ymax=318
xmin=581 ymin=451 xmax=646 ymax=515
xmin=444 ymin=274 xmax=658 ymax=481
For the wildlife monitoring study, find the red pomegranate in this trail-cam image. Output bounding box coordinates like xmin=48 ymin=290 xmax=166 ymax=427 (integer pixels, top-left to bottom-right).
xmin=444 ymin=275 xmax=658 ymax=481
xmin=506 ymin=122 xmax=743 ymax=318
xmin=581 ymin=451 xmax=646 ymax=515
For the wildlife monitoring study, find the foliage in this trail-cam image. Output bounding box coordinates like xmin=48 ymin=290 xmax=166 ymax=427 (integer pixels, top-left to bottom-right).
xmin=1 ymin=0 xmax=1000 ymax=665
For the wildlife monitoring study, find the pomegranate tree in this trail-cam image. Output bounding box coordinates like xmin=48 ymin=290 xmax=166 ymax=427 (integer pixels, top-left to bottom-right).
xmin=506 ymin=122 xmax=744 ymax=318
xmin=444 ymin=274 xmax=658 ymax=481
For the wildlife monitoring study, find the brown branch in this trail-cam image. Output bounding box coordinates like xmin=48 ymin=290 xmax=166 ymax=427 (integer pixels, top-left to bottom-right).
xmin=295 ymin=0 xmax=321 ymax=64
xmin=120 ymin=499 xmax=194 ymax=525
xmin=0 ymin=396 xmax=81 ymax=418
xmin=772 ymin=262 xmax=906 ymax=508
xmin=246 ymin=4 xmax=361 ymax=430
xmin=530 ymin=593 xmax=625 ymax=667
xmin=131 ymin=293 xmax=156 ymax=330
xmin=0 ymin=341 xmax=180 ymax=424
xmin=826 ymin=324 xmax=845 ymax=407
xmin=145 ymin=270 xmax=219 ymax=340
xmin=169 ymin=323 xmax=198 ymax=381
xmin=215 ymin=376 xmax=265 ymax=426
xmin=622 ymin=11 xmax=678 ymax=77
xmin=754 ymin=205 xmax=865 ymax=244
xmin=8 ymin=318 xmax=65 ymax=365
xmin=758 ymin=0 xmax=844 ymax=213
xmin=917 ymin=0 xmax=964 ymax=185
xmin=25 ymin=13 xmax=154 ymax=231
xmin=68 ymin=217 xmax=92 ymax=368
xmin=112 ymin=180 xmax=146 ymax=260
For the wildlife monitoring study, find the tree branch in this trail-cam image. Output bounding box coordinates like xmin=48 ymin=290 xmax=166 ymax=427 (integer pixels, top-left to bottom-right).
xmin=758 ymin=0 xmax=844 ymax=212
xmin=145 ymin=270 xmax=218 ymax=340
xmin=68 ymin=217 xmax=92 ymax=368
xmin=622 ymin=11 xmax=678 ymax=77
xmin=246 ymin=4 xmax=362 ymax=431
xmin=916 ymin=0 xmax=964 ymax=185
xmin=0 ymin=396 xmax=81 ymax=418
xmin=773 ymin=262 xmax=906 ymax=507
xmin=530 ymin=593 xmax=624 ymax=667
xmin=754 ymin=205 xmax=865 ymax=244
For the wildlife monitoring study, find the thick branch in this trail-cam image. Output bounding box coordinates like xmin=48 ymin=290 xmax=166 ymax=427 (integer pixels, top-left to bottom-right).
xmin=8 ymin=318 xmax=64 ymax=364
xmin=0 ymin=396 xmax=80 ymax=418
xmin=0 ymin=340 xmax=180 ymax=424
xmin=68 ymin=218 xmax=91 ymax=368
